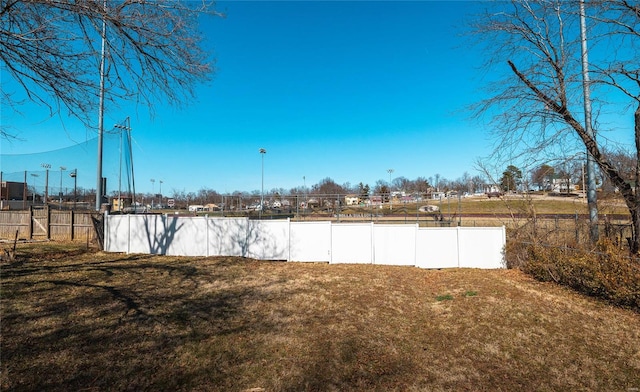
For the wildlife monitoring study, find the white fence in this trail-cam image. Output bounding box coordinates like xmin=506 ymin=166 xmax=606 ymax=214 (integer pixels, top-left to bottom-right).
xmin=104 ymin=215 xmax=506 ymax=269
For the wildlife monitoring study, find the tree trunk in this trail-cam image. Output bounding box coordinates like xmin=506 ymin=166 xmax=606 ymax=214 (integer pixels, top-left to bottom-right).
xmin=508 ymin=60 xmax=640 ymax=253
xmin=631 ymin=103 xmax=640 ymax=254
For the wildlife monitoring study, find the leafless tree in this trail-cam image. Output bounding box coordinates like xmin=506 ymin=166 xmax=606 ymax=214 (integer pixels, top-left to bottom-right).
xmin=471 ymin=0 xmax=640 ymax=253
xmin=1 ymin=0 xmax=220 ymax=137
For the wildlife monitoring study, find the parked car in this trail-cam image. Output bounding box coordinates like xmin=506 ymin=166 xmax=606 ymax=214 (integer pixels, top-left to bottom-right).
xmin=486 ymin=192 xmax=503 ymax=198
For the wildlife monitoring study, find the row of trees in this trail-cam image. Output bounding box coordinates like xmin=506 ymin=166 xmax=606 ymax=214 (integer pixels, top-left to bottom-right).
xmin=161 ymin=173 xmax=489 ymax=207
xmin=500 ymin=148 xmax=638 ymax=193
xmin=161 ymin=153 xmax=638 ymax=207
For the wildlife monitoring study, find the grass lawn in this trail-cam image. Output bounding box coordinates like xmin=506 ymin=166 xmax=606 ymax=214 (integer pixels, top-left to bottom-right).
xmin=2 ymin=243 xmax=639 ymax=391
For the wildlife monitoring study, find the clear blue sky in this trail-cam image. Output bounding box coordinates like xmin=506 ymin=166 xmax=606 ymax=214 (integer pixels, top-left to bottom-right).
xmin=2 ymin=1 xmax=497 ymax=195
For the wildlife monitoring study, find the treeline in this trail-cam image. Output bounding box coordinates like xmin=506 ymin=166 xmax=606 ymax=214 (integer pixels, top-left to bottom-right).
xmin=142 ymin=173 xmax=488 ymax=207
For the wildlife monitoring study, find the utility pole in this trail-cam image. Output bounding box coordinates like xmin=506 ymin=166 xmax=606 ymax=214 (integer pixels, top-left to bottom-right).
xmin=388 ymin=168 xmax=394 ymax=211
xmin=96 ymin=0 xmax=107 ymax=211
xmin=150 ymin=178 xmax=155 ymax=209
xmin=59 ymin=166 xmax=66 ymax=206
xmin=259 ymin=148 xmax=266 ymax=219
xmin=579 ymin=0 xmax=599 ymax=242
xmin=114 ymin=117 xmax=135 ymax=212
xmin=41 ymin=163 xmax=51 ymax=204
xmin=71 ymin=169 xmax=77 ymax=210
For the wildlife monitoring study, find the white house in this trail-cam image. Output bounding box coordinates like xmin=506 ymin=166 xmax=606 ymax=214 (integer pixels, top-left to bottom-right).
xmin=344 ymin=195 xmax=360 ymax=206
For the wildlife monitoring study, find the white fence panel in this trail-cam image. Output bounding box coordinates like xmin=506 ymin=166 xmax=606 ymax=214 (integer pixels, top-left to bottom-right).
xmin=458 ymin=227 xmax=505 ymax=269
xmin=289 ymin=222 xmax=331 ymax=262
xmin=104 ymin=214 xmax=129 ymax=253
xmin=330 ymin=223 xmax=373 ymax=264
xmin=373 ymin=224 xmax=417 ymax=266
xmin=104 ymin=215 xmax=506 ymax=269
xmin=207 ymin=217 xmax=251 ymax=257
xmin=246 ymin=220 xmax=290 ymax=260
xmin=164 ymin=216 xmax=208 ymax=256
xmin=415 ymin=227 xmax=459 ymax=269
xmin=126 ymin=215 xmax=159 ymax=255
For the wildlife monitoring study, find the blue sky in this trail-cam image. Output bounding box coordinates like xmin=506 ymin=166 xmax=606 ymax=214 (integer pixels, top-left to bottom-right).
xmin=2 ymin=1 xmax=496 ymax=194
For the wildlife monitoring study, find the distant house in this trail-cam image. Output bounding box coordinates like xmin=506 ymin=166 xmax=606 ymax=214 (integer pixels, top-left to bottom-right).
xmin=431 ymin=192 xmax=446 ymax=200
xmin=551 ymin=178 xmax=577 ymax=193
xmin=188 ymin=205 xmax=205 ymax=212
xmin=401 ymin=195 xmax=414 ymax=203
xmin=112 ymin=197 xmax=133 ymax=212
xmin=344 ymin=194 xmax=359 ymax=206
xmin=367 ymin=195 xmax=382 ymax=205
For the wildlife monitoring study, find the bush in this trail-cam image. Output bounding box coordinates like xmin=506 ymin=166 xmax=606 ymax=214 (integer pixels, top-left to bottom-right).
xmin=509 ymin=239 xmax=640 ymax=311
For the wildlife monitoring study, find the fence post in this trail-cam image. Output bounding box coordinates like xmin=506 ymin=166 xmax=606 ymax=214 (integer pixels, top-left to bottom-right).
xmin=205 ymin=214 xmax=209 ymax=257
xmin=46 ymin=206 xmax=51 ymax=240
xmin=23 ymin=171 xmax=27 ymax=210
xmin=456 ymin=226 xmax=461 ymax=268
xmin=28 ymin=205 xmax=33 ymax=239
xmin=70 ymin=210 xmax=75 ymax=241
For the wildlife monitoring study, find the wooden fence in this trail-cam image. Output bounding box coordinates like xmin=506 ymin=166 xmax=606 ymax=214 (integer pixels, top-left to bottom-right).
xmin=0 ymin=207 xmax=99 ymax=242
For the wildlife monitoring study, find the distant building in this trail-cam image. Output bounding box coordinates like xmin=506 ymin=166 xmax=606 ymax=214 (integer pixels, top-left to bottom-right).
xmin=112 ymin=197 xmax=133 ymax=212
xmin=431 ymin=191 xmax=446 ymax=200
xmin=551 ymin=178 xmax=578 ymax=193
xmin=367 ymin=195 xmax=382 ymax=205
xmin=1 ymin=181 xmax=25 ymax=200
xmin=344 ymin=194 xmax=360 ymax=206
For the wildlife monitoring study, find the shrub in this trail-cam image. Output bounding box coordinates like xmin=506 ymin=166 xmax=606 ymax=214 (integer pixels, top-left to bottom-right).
xmin=510 ymin=239 xmax=640 ymax=311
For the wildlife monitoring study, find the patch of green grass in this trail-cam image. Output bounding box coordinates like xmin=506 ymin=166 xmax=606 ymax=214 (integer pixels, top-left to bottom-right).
xmin=435 ymin=294 xmax=454 ymax=301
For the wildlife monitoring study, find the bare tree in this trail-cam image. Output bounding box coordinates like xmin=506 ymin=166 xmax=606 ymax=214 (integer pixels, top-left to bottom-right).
xmin=471 ymin=0 xmax=640 ymax=253
xmin=1 ymin=0 xmax=220 ymax=136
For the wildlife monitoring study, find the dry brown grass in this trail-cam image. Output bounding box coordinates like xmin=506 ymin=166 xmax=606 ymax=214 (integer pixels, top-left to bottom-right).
xmin=2 ymin=243 xmax=640 ymax=391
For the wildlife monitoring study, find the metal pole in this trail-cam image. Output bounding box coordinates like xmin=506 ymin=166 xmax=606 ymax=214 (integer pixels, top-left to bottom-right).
xmin=44 ymin=169 xmax=48 ymax=205
xmin=579 ymin=0 xmax=599 ymax=241
xmin=96 ymin=0 xmax=107 ymax=211
xmin=150 ymin=179 xmax=155 ymax=209
xmin=259 ymin=148 xmax=266 ymax=218
xmin=387 ymin=168 xmax=394 ymax=211
xmin=30 ymin=173 xmax=39 ymax=203
xmin=23 ymin=171 xmax=26 ymax=210
xmin=41 ymin=163 xmax=51 ymax=204
xmin=71 ymin=169 xmax=77 ymax=210
xmin=59 ymin=166 xmax=66 ymax=206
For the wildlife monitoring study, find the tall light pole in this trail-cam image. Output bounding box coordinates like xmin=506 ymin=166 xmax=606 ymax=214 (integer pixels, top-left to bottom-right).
xmin=387 ymin=168 xmax=394 ymax=211
xmin=150 ymin=178 xmax=155 ymax=209
xmin=259 ymin=148 xmax=266 ymax=218
xmin=159 ymin=180 xmax=163 ymax=207
xmin=41 ymin=163 xmax=51 ymax=204
xmin=70 ymin=169 xmax=77 ymax=210
xmin=579 ymin=0 xmax=599 ymax=242
xmin=59 ymin=166 xmax=66 ymax=206
xmin=96 ymin=0 xmax=107 ymax=211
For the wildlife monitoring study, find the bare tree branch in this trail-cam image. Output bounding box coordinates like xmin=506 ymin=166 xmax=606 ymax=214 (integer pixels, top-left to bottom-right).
xmin=0 ymin=0 xmax=222 ymax=137
xmin=470 ymin=0 xmax=640 ymax=252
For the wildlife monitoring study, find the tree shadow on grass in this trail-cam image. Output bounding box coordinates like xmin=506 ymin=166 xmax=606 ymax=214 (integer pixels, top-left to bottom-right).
xmin=1 ymin=253 xmax=309 ymax=391
xmin=2 ymin=247 xmax=427 ymax=392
